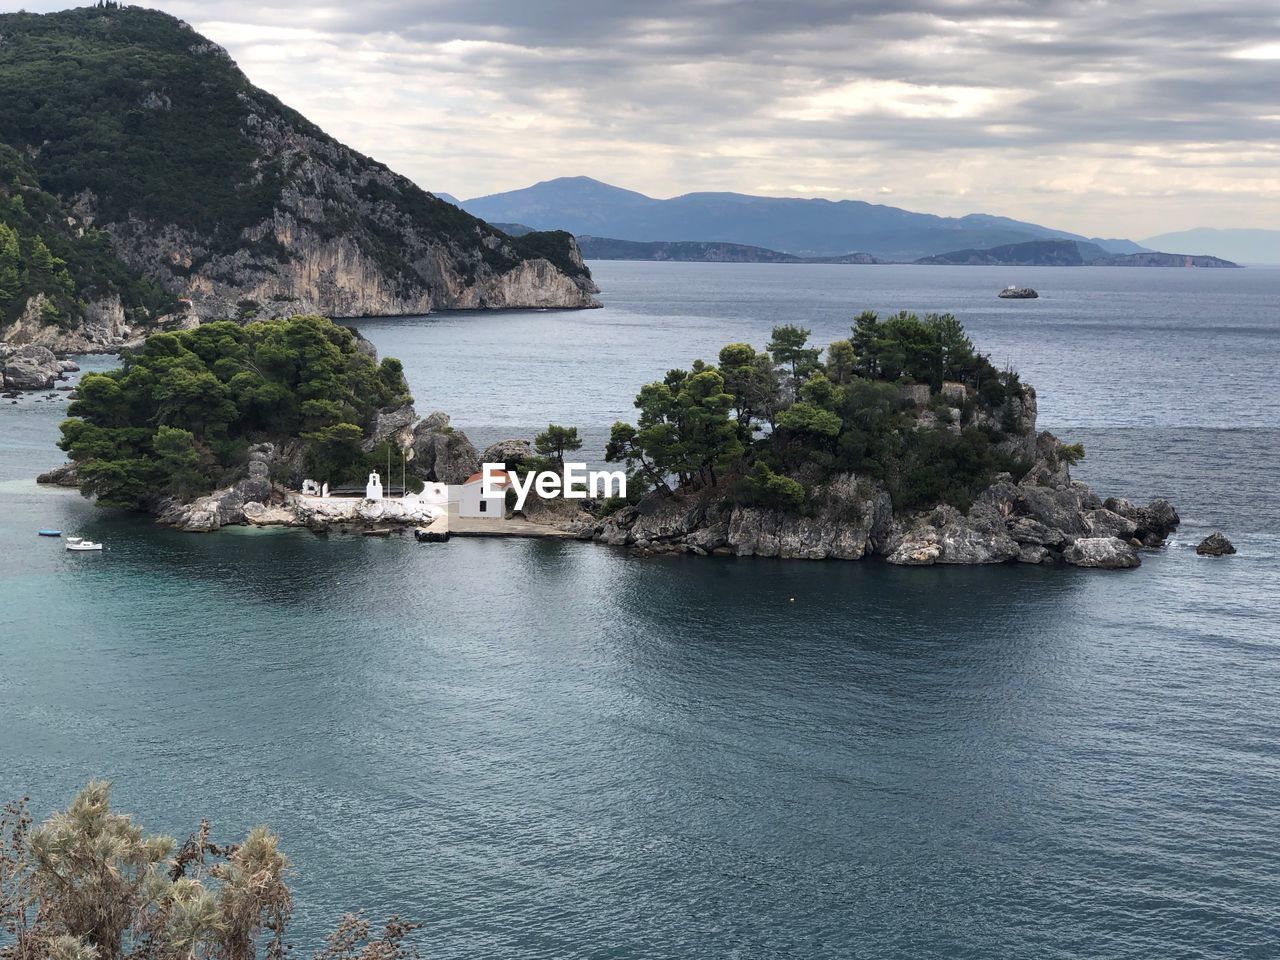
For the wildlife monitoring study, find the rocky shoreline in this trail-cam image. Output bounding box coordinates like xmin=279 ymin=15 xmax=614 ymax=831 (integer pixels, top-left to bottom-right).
xmin=562 ymin=430 xmax=1179 ymax=569
xmin=40 ymin=417 xmax=1183 ymax=571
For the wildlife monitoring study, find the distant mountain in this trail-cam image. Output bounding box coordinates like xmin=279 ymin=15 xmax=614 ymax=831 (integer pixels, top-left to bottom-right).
xmin=1141 ymin=228 xmax=1280 ymax=265
xmin=0 ymin=6 xmax=596 ymax=351
xmin=916 ymin=239 xmax=1239 ymax=268
xmin=576 ymin=236 xmax=882 ymax=264
xmin=1088 ymin=238 xmax=1152 ymax=255
xmin=462 ymin=176 xmax=1127 ymax=261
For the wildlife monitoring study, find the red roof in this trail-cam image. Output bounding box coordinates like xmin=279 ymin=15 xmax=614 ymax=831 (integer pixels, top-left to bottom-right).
xmin=464 ymin=470 xmax=513 ymax=488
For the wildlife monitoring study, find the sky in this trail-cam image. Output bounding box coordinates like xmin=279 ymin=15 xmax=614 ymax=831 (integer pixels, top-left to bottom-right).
xmin=13 ymin=1 xmax=1280 ymax=237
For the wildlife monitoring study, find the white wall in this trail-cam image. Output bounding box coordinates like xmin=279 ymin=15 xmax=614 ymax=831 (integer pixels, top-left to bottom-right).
xmin=457 ymin=482 xmax=506 ymax=518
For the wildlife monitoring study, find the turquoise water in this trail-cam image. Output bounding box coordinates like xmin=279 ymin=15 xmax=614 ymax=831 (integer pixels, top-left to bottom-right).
xmin=2 ymin=262 xmax=1279 ymax=958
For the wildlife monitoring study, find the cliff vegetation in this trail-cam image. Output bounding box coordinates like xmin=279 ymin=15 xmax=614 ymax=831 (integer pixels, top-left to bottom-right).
xmin=0 ymin=146 xmax=175 ymax=331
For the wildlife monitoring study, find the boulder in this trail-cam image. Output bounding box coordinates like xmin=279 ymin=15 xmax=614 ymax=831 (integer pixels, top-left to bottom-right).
xmin=1062 ymin=537 xmax=1140 ymax=569
xmin=1102 ymin=496 xmax=1181 ymax=546
xmin=2 ymin=344 xmax=60 ymax=390
xmin=1195 ymin=532 xmax=1236 ymax=557
xmin=481 ymin=438 xmax=533 ymax=469
xmin=940 ymin=381 xmax=967 ymax=403
xmin=410 ymin=413 xmax=480 ymax=483
xmin=1084 ymin=508 xmax=1138 ymax=540
xmin=156 ymin=484 xmax=247 ymax=532
xmin=1017 ymin=544 xmax=1054 ymax=564
xmin=1006 ymin=516 xmax=1067 ymax=548
xmin=366 ymin=402 xmax=416 ymax=450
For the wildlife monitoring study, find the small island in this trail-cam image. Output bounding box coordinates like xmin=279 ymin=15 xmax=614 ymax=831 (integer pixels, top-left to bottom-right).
xmin=998 ymin=286 xmax=1039 ymax=299
xmin=46 ymin=311 xmax=1180 ymax=570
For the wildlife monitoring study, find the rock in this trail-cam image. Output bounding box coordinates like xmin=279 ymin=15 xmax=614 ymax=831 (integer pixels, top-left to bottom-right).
xmin=1195 ymin=532 xmax=1236 ymax=557
xmin=243 ymin=502 xmax=297 ymax=525
xmin=1062 ymin=537 xmax=1141 ymax=569
xmin=1084 ymin=508 xmax=1138 ymax=540
xmin=156 ymin=484 xmax=247 ymax=532
xmin=1017 ymin=544 xmax=1054 ymax=564
xmin=410 ymin=414 xmax=480 ymax=483
xmin=940 ymin=381 xmax=968 ymax=403
xmin=728 ymin=473 xmax=893 ymax=560
xmin=2 ymin=344 xmax=60 ymax=390
xmin=1006 ymin=516 xmax=1067 ymax=548
xmin=886 ymin=504 xmax=1020 ymax=566
xmin=419 ymin=410 xmax=451 ymax=432
xmin=56 ymin=359 xmax=80 ymax=373
xmin=36 ymin=461 xmax=79 ymax=487
xmin=481 ymin=438 xmax=533 ymax=469
xmin=366 ymin=401 xmax=416 ymax=450
xmin=998 ymin=286 xmax=1039 ymax=299
xmin=1102 ymin=496 xmax=1181 ymax=546
xmin=1 ymin=292 xmax=149 ymax=353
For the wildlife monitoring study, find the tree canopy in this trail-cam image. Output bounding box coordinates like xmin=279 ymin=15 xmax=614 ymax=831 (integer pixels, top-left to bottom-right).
xmin=606 ymin=311 xmax=1030 ymax=513
xmin=58 ymin=315 xmax=412 ymax=507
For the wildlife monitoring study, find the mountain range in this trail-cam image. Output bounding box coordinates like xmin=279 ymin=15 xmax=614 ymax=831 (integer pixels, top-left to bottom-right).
xmin=460 ymin=177 xmax=1150 ymax=262
xmin=0 ymin=6 xmax=596 ymax=352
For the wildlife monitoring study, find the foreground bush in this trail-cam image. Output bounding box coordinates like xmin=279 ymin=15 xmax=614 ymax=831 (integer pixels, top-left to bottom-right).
xmin=1 ymin=782 xmax=417 ymax=959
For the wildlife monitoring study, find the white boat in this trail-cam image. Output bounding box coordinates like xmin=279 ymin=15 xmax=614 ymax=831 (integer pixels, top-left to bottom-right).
xmin=65 ymin=540 xmax=103 ymax=551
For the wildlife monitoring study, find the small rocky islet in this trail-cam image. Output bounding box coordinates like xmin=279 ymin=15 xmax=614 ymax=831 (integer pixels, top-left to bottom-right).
xmin=38 ymin=312 xmax=1197 ymax=571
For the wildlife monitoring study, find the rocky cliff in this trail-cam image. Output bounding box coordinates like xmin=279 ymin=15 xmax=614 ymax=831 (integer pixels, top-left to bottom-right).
xmin=0 ymin=6 xmax=598 ymax=352
xmin=575 ymin=431 xmax=1179 ymax=569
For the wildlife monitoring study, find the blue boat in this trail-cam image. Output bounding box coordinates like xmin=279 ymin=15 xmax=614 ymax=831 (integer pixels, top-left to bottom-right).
xmin=37 ymin=529 xmax=63 ymax=537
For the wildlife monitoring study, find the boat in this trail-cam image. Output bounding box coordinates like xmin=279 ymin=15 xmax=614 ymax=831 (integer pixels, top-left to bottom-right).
xmin=65 ymin=536 xmax=82 ymax=545
xmin=37 ymin=529 xmax=63 ymax=537
xmin=65 ymin=540 xmax=103 ymax=552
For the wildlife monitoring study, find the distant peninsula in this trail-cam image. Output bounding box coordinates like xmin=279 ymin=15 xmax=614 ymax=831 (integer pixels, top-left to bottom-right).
xmin=574 ymin=236 xmax=882 ymax=264
xmin=915 ymin=239 xmax=1239 ymax=268
xmin=548 ymin=233 xmax=1239 ymax=268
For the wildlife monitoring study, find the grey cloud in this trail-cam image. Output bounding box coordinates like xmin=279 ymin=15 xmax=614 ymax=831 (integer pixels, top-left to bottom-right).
xmin=18 ymin=0 xmax=1276 ymax=232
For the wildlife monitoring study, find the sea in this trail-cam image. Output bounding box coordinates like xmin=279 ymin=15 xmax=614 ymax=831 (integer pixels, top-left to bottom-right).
xmin=2 ymin=262 xmax=1278 ymax=959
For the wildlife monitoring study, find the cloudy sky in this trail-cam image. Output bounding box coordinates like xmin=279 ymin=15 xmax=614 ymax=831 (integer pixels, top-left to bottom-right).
xmin=21 ymin=1 xmax=1280 ymax=236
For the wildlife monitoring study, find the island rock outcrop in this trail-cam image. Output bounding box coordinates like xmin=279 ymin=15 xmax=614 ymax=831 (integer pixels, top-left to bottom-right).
xmin=575 ymin=429 xmax=1178 ymax=570
xmin=1195 ymin=532 xmax=1236 ymax=556
xmin=2 ymin=344 xmax=62 ymax=390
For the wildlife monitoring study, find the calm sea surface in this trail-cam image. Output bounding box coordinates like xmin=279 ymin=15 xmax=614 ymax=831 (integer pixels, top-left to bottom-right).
xmin=2 ymin=262 xmax=1278 ymax=959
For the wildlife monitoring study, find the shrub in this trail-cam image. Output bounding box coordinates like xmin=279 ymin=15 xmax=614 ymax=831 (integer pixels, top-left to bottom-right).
xmin=1 ymin=782 xmax=420 ymax=960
